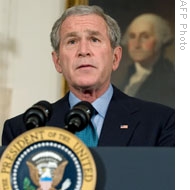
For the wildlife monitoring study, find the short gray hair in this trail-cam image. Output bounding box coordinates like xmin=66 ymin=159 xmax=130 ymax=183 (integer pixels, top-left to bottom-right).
xmin=122 ymin=13 xmax=173 ymax=49
xmin=50 ymin=5 xmax=121 ymax=52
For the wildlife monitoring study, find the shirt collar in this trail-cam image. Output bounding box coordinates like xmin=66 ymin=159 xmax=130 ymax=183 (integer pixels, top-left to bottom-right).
xmin=69 ymin=84 xmax=113 ymax=118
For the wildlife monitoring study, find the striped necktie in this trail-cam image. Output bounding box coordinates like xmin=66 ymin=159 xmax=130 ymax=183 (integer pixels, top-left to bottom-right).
xmin=75 ymin=111 xmax=98 ymax=147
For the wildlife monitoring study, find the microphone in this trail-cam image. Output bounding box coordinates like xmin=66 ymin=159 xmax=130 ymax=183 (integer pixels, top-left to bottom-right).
xmin=64 ymin=101 xmax=95 ymax=133
xmin=23 ymin=100 xmax=53 ymax=130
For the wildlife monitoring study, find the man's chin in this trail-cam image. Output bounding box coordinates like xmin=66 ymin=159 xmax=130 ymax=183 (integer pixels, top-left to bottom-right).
xmin=75 ymin=83 xmax=96 ymax=90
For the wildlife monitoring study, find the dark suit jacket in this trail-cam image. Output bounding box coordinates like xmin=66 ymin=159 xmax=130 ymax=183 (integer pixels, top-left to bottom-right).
xmin=2 ymin=86 xmax=175 ymax=146
xmin=122 ymin=56 xmax=175 ymax=108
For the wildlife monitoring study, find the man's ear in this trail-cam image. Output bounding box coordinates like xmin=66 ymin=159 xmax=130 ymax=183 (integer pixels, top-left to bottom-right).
xmin=52 ymin=51 xmax=62 ymax=73
xmin=112 ymin=46 xmax=122 ymax=71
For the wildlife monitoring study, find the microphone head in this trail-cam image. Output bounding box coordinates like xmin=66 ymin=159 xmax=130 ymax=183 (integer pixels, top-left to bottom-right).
xmin=23 ymin=100 xmax=52 ymax=130
xmin=64 ymin=101 xmax=95 ymax=133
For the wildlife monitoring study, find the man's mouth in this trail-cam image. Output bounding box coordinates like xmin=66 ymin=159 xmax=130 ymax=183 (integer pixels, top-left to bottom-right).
xmin=77 ymin=64 xmax=95 ymax=69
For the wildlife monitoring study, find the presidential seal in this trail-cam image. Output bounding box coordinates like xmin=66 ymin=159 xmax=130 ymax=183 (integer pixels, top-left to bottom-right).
xmin=0 ymin=127 xmax=97 ymax=190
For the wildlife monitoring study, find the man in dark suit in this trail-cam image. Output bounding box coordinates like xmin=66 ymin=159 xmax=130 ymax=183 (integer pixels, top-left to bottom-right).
xmin=2 ymin=5 xmax=174 ymax=147
xmin=121 ymin=13 xmax=175 ymax=108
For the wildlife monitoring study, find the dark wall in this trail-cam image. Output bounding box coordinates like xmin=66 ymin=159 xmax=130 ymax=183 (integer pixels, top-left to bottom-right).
xmin=89 ymin=0 xmax=175 ymax=35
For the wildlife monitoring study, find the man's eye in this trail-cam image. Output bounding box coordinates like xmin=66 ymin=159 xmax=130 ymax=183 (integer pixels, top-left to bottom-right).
xmin=68 ymin=39 xmax=76 ymax=44
xmin=91 ymin=37 xmax=99 ymax=42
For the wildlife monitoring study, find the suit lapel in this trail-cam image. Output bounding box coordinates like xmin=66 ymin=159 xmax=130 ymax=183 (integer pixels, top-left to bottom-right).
xmin=47 ymin=93 xmax=70 ymax=128
xmin=98 ymin=87 xmax=140 ymax=146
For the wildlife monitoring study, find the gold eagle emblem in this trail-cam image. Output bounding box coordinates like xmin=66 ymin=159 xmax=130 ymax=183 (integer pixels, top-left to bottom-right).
xmin=26 ymin=160 xmax=68 ymax=190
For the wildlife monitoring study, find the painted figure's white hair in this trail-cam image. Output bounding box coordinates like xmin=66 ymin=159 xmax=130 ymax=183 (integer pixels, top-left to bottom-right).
xmin=122 ymin=13 xmax=173 ymax=49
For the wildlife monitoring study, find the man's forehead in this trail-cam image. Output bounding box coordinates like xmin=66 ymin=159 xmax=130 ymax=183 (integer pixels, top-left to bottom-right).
xmin=62 ymin=14 xmax=106 ymax=26
xmin=62 ymin=30 xmax=102 ymax=39
xmin=60 ymin=14 xmax=107 ymax=32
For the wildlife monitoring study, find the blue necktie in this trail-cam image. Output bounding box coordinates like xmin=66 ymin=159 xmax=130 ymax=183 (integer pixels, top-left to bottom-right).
xmin=75 ymin=114 xmax=98 ymax=147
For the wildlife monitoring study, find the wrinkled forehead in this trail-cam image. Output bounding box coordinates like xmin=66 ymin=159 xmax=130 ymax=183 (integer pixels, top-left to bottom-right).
xmin=62 ymin=14 xmax=107 ymax=29
xmin=60 ymin=14 xmax=109 ymax=37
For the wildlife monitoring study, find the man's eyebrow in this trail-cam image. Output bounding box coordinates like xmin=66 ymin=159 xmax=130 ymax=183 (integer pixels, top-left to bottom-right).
xmin=86 ymin=29 xmax=101 ymax=36
xmin=63 ymin=30 xmax=102 ymax=40
xmin=64 ymin=32 xmax=78 ymax=38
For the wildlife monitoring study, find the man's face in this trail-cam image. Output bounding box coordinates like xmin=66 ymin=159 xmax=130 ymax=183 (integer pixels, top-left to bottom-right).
xmin=52 ymin=14 xmax=122 ymax=92
xmin=127 ymin=18 xmax=158 ymax=67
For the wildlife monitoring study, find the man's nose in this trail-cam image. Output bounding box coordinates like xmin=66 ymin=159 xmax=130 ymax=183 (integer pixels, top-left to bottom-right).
xmin=77 ymin=40 xmax=91 ymax=57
